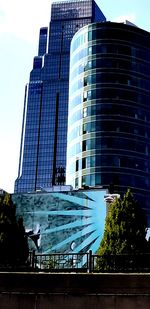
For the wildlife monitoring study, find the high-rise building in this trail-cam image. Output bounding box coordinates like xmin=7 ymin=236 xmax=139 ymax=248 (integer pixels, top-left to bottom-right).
xmin=66 ymin=22 xmax=150 ymax=209
xmin=14 ymin=0 xmax=106 ymax=193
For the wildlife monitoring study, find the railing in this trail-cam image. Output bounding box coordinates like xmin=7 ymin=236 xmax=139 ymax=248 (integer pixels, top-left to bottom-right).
xmin=29 ymin=251 xmax=150 ymax=273
xmin=92 ymin=253 xmax=150 ymax=273
xmin=31 ymin=251 xmax=90 ymax=272
xmin=1 ymin=251 xmax=150 ymax=273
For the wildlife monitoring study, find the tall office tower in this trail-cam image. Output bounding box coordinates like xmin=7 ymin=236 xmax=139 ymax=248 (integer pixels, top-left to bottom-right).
xmin=14 ymin=1 xmax=106 ymax=193
xmin=66 ymin=22 xmax=150 ymax=209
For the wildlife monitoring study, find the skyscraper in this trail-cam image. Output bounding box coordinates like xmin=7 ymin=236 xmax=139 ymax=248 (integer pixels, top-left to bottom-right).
xmin=66 ymin=22 xmax=150 ymax=209
xmin=14 ymin=0 xmax=106 ymax=193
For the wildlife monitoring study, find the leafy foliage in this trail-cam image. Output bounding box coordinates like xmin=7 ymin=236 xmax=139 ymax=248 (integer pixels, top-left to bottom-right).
xmin=97 ymin=189 xmax=148 ymax=270
xmin=0 ymin=193 xmax=29 ymax=266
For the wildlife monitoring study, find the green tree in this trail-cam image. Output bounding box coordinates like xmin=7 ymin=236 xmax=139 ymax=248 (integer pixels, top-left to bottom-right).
xmin=0 ymin=193 xmax=29 ymax=266
xmin=97 ymin=189 xmax=148 ymax=270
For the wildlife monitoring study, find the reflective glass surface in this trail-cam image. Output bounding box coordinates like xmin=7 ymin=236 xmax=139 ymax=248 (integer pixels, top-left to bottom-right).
xmin=66 ymin=22 xmax=150 ymax=208
xmin=14 ymin=0 xmax=106 ymax=193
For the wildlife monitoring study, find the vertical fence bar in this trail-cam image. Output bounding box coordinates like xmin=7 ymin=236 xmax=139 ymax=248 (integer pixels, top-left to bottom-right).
xmin=88 ymin=250 xmax=92 ymax=273
xmin=32 ymin=250 xmax=35 ymax=269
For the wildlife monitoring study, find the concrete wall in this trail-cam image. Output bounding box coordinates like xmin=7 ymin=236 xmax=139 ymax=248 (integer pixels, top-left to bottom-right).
xmin=1 ymin=272 xmax=150 ymax=308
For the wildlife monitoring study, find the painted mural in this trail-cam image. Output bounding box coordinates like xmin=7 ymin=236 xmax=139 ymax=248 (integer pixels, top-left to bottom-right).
xmin=13 ymin=189 xmax=107 ymax=256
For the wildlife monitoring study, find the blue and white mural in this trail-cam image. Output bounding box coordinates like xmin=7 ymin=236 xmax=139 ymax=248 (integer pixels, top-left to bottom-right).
xmin=13 ymin=189 xmax=107 ymax=255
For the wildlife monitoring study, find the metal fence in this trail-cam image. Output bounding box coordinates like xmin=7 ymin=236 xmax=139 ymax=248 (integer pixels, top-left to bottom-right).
xmin=31 ymin=251 xmax=90 ymax=272
xmin=92 ymin=253 xmax=150 ymax=273
xmin=2 ymin=251 xmax=149 ymax=273
xmin=29 ymin=251 xmax=150 ymax=273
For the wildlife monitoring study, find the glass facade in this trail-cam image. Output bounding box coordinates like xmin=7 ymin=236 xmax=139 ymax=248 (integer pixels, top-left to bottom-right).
xmin=66 ymin=22 xmax=150 ymax=209
xmin=14 ymin=0 xmax=106 ymax=193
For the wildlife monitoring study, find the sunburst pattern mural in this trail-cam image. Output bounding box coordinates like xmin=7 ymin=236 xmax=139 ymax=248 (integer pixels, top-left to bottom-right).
xmin=13 ymin=189 xmax=107 ymax=256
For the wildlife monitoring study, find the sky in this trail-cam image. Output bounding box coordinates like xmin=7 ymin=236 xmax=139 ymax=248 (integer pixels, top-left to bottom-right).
xmin=0 ymin=0 xmax=150 ymax=193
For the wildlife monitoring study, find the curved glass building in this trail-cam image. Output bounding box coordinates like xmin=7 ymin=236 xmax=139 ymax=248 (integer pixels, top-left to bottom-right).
xmin=66 ymin=22 xmax=150 ymax=209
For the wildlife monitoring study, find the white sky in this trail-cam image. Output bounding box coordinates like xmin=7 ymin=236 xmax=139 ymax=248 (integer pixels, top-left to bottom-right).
xmin=0 ymin=0 xmax=51 ymax=192
xmin=0 ymin=0 xmax=150 ymax=193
